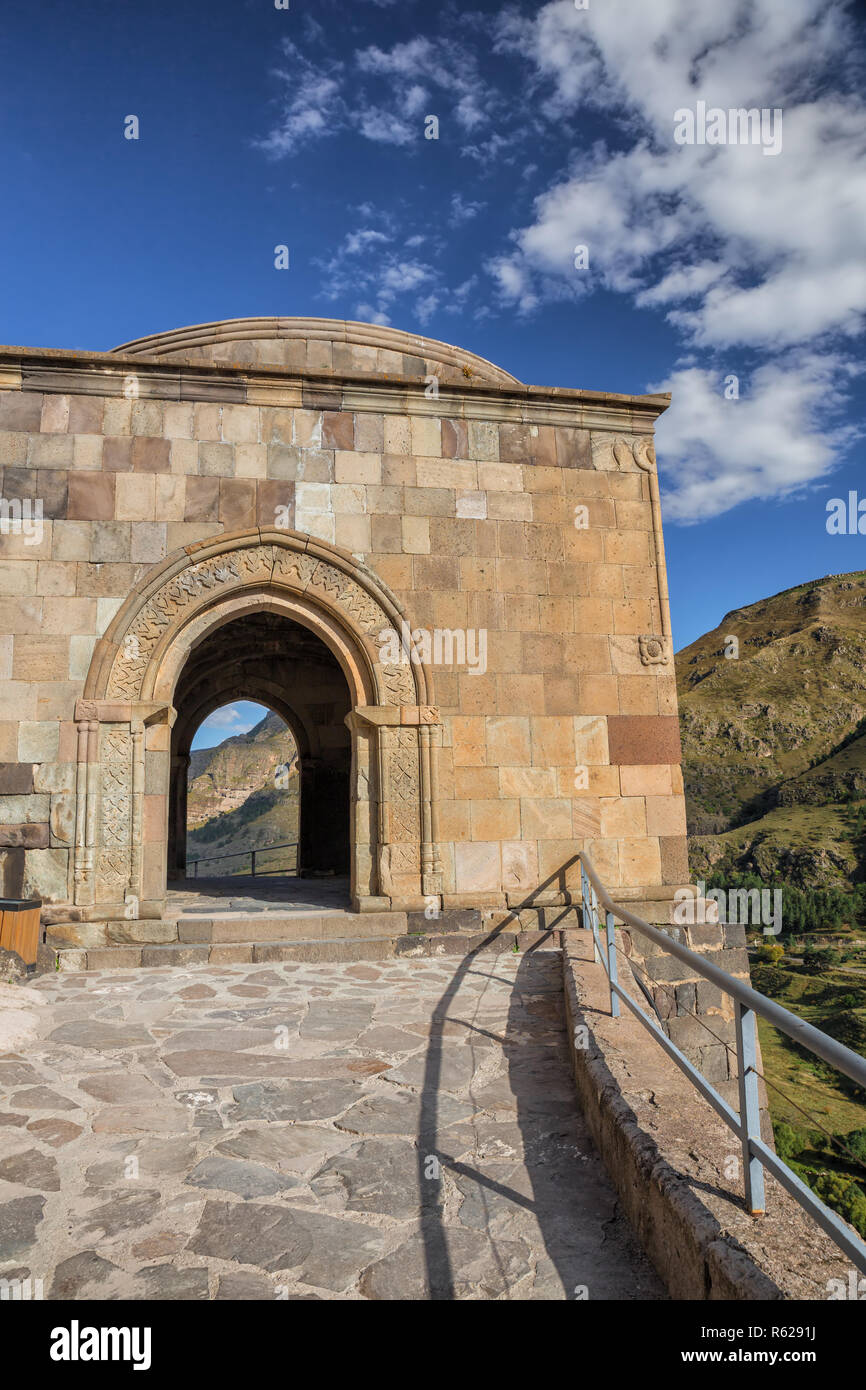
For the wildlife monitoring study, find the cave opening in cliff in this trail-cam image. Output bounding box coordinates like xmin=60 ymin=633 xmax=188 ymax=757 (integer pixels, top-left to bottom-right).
xmin=166 ymin=611 xmax=353 ymax=889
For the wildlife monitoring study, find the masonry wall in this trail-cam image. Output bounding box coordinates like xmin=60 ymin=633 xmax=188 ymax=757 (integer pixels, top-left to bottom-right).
xmin=0 ymin=331 xmax=689 ymax=911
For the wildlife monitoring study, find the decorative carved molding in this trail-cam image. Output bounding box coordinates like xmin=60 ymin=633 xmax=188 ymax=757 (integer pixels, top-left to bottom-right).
xmin=639 ymin=634 xmax=670 ymax=666
xmin=633 ymin=436 xmax=656 ymax=471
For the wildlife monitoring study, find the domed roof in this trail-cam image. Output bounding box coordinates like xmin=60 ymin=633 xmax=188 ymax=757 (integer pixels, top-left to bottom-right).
xmin=112 ymin=316 xmax=521 ymax=386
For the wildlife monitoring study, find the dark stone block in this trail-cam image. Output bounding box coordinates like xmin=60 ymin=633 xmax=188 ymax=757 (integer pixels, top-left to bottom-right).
xmin=0 ymin=823 xmax=49 ymax=849
xmin=0 ymin=764 xmax=34 ymax=795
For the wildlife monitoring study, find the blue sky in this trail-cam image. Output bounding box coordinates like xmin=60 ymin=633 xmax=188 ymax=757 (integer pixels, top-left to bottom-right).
xmin=192 ymin=701 xmax=271 ymax=752
xmin=2 ymin=0 xmax=865 ymax=651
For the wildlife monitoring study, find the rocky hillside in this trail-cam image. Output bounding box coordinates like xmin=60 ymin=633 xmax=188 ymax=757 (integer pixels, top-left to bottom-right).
xmin=187 ymin=711 xmax=299 ymax=874
xmin=676 ymin=571 xmax=866 ymax=890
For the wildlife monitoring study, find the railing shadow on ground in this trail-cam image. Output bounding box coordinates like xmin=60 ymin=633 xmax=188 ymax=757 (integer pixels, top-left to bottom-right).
xmin=413 ymin=855 xmax=627 ymax=1300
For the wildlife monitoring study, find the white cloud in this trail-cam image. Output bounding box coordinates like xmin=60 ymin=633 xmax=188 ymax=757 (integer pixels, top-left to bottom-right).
xmin=449 ymin=193 xmax=485 ymax=226
xmin=653 ymin=353 xmax=861 ymax=522
xmin=491 ymin=1 xmax=866 ymax=349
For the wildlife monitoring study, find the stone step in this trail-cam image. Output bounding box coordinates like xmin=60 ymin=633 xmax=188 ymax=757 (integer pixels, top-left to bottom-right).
xmin=175 ymin=911 xmax=408 ymax=945
xmin=49 ymin=927 xmax=561 ymax=971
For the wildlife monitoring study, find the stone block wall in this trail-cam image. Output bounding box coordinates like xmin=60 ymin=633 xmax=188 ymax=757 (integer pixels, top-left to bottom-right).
xmin=0 ymin=319 xmax=689 ymax=916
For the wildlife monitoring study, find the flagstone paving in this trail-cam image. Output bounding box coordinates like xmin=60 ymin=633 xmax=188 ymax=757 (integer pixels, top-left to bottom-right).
xmin=0 ymin=951 xmax=665 ymax=1300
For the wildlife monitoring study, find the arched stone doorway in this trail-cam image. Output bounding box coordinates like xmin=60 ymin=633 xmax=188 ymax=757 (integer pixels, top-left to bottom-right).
xmin=75 ymin=529 xmax=442 ymax=920
xmin=169 ymin=614 xmax=351 ymax=882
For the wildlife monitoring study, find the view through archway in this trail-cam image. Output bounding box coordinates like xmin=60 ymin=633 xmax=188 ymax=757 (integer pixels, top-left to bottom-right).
xmin=166 ymin=610 xmax=354 ymax=901
xmin=186 ymin=702 xmax=300 ymax=879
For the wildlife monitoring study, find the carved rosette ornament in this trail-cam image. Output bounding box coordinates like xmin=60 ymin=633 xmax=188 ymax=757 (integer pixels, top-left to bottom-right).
xmin=639 ymin=634 xmax=670 ymax=666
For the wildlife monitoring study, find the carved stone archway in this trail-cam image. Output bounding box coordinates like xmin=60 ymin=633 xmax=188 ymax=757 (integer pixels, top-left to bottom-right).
xmin=75 ymin=529 xmax=442 ymax=920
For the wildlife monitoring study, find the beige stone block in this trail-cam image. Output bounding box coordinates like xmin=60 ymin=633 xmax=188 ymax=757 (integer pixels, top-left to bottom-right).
xmin=115 ymin=473 xmax=156 ymax=521
xmin=72 ymin=435 xmax=103 ymax=470
xmin=574 ymin=715 xmax=609 ymax=766
xmin=28 ymin=434 xmax=71 ymax=470
xmin=221 ymin=405 xmax=258 ymax=444
xmin=22 ymin=846 xmax=68 ymax=902
xmin=615 ymin=499 xmax=653 ymax=530
xmin=499 ymin=766 xmax=556 ymax=799
xmin=478 ymin=462 xmax=522 ymax=492
xmin=69 ymin=633 xmax=97 ymax=680
xmin=454 ymin=840 xmax=500 ymax=893
xmin=335 ymin=514 xmax=370 ymax=553
xmin=537 ymin=838 xmax=583 ymax=889
xmin=487 ymin=492 xmax=531 ymax=521
xmin=163 ymin=403 xmax=194 ymax=439
xmin=583 ymin=837 xmax=621 ymax=887
xmin=5 ymin=598 xmax=43 ymax=633
xmin=170 ymin=439 xmax=198 ymax=475
xmin=604 ymin=530 xmax=650 ymax=565
xmin=155 ymin=475 xmax=186 ymax=521
xmin=383 ymin=416 xmax=410 ymax=454
xmin=51 ymin=521 xmax=91 ymax=561
xmin=455 ymin=490 xmax=486 ymax=520
xmin=355 ymin=413 xmax=384 ymax=453
xmin=401 ymin=516 xmax=429 ymax=554
xmin=450 ymin=715 xmax=486 ymax=766
xmin=292 ymin=409 xmax=322 ymax=447
xmin=0 ymin=561 xmax=37 ymax=596
xmin=131 ymin=400 xmax=163 ymax=436
xmin=521 ymin=797 xmax=572 ymax=839
xmin=334 ymin=451 xmax=381 ymax=485
xmin=164 ymin=522 xmax=222 ymax=551
xmin=486 ymin=715 xmax=531 ymax=766
xmin=600 ymin=796 xmax=647 ymax=838
xmin=36 ymin=561 xmax=77 ymax=596
xmin=0 ymin=723 xmax=18 ymax=760
xmin=41 ymin=395 xmax=69 ymax=432
xmin=619 ymin=765 xmax=673 ymax=797
xmin=530 ymin=715 xmax=574 ymax=768
xmin=103 ymin=398 xmax=131 ymax=434
xmin=501 ymin=840 xmax=538 ymax=893
xmin=41 ymin=597 xmax=97 ymax=635
xmin=437 ymin=799 xmax=471 ymax=840
xmin=561 ymin=764 xmax=620 ymax=798
xmin=0 ymin=524 xmax=53 ymax=561
xmin=617 ymin=676 xmax=659 ymax=716
xmin=234 ymin=443 xmax=268 ymax=479
xmin=468 ymin=420 xmax=499 ymax=461
xmin=297 ymin=511 xmax=335 ymax=544
xmin=0 ymin=682 xmax=36 ymax=721
xmin=18 ymin=720 xmax=60 ymax=762
xmin=0 ymin=634 xmax=11 ymax=681
xmin=645 ymin=794 xmax=687 ymax=837
xmin=95 ymin=597 xmax=123 ymax=635
xmin=620 ymin=836 xmax=661 ymax=886
xmin=12 ymin=635 xmax=66 ymax=680
xmin=572 ymin=797 xmax=601 ymax=838
xmin=416 ymin=458 xmax=476 ymax=491
xmin=331 ymin=484 xmax=367 ymax=515
xmin=470 ymin=799 xmax=520 ymax=840
xmin=410 ymin=416 xmax=441 ymax=457
xmin=193 ymin=403 xmax=222 ymax=441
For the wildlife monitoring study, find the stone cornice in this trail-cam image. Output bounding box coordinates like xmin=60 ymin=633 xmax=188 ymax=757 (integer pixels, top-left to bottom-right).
xmin=0 ymin=344 xmax=671 ymax=431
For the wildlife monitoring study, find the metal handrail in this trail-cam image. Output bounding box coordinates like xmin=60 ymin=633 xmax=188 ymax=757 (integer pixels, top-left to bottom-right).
xmin=577 ymin=851 xmax=866 ymax=1274
xmin=187 ymin=841 xmax=299 ymax=878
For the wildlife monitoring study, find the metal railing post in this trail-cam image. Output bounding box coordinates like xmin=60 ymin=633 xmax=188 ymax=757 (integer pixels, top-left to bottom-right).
xmin=606 ymin=910 xmax=619 ymax=1018
xmin=251 ymin=849 xmax=257 ymax=877
xmin=591 ymin=885 xmax=601 ymax=965
xmin=734 ymin=999 xmax=766 ymax=1215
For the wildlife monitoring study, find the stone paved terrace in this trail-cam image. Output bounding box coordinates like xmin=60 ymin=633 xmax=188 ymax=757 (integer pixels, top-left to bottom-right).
xmin=0 ymin=951 xmax=664 ymax=1300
